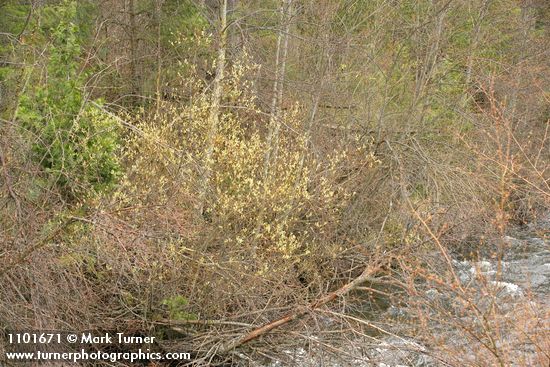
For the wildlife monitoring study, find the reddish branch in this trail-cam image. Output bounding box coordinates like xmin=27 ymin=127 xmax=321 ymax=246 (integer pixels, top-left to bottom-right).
xmin=0 ymin=218 xmax=75 ymax=278
xmin=0 ymin=144 xmax=21 ymax=218
xmin=218 ymin=263 xmax=382 ymax=354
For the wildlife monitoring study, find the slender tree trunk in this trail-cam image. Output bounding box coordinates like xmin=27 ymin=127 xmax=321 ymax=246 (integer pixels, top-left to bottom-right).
xmin=197 ymin=0 xmax=228 ymax=216
xmin=255 ymin=0 xmax=292 ymax=234
xmin=289 ymin=33 xmax=329 ymax=214
xmin=227 ymin=0 xmax=239 ymax=55
xmin=155 ymin=0 xmax=163 ymax=114
xmin=127 ymin=0 xmax=139 ymax=103
xmin=263 ymin=0 xmax=292 ymax=182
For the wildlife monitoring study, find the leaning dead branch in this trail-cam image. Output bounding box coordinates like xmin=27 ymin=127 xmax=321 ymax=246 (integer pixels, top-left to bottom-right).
xmin=217 ymin=262 xmax=382 ymax=354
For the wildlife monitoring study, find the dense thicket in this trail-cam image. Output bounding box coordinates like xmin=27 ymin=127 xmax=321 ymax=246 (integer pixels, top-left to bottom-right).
xmin=1 ymin=0 xmax=549 ymax=365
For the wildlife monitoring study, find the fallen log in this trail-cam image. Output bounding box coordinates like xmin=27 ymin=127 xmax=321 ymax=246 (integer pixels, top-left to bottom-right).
xmin=217 ymin=263 xmax=382 ymax=354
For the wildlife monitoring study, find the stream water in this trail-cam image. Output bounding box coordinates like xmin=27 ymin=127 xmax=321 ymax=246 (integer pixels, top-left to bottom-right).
xmin=263 ymin=216 xmax=550 ymax=367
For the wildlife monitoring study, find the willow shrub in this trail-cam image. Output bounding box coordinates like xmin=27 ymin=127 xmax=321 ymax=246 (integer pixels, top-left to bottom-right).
xmin=119 ymin=43 xmax=380 ymax=300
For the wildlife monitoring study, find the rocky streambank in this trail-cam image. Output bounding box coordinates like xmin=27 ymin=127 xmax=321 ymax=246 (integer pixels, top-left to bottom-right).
xmin=263 ymin=217 xmax=550 ymax=367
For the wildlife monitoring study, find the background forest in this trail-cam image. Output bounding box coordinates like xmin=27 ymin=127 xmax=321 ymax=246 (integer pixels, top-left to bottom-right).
xmin=1 ymin=0 xmax=549 ymax=366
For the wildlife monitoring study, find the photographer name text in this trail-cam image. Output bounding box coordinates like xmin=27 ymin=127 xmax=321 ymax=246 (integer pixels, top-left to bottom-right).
xmin=80 ymin=333 xmax=155 ymax=344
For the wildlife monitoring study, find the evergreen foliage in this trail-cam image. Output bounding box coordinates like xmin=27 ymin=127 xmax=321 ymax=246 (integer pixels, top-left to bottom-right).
xmin=18 ymin=1 xmax=120 ymax=198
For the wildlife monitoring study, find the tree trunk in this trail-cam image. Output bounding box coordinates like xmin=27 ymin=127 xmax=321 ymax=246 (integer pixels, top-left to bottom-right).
xmin=155 ymin=0 xmax=164 ymax=114
xmin=263 ymin=0 xmax=292 ymax=181
xmin=255 ymin=0 xmax=293 ymax=235
xmin=197 ymin=0 xmax=228 ymax=216
xmin=127 ymin=0 xmax=139 ymax=104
